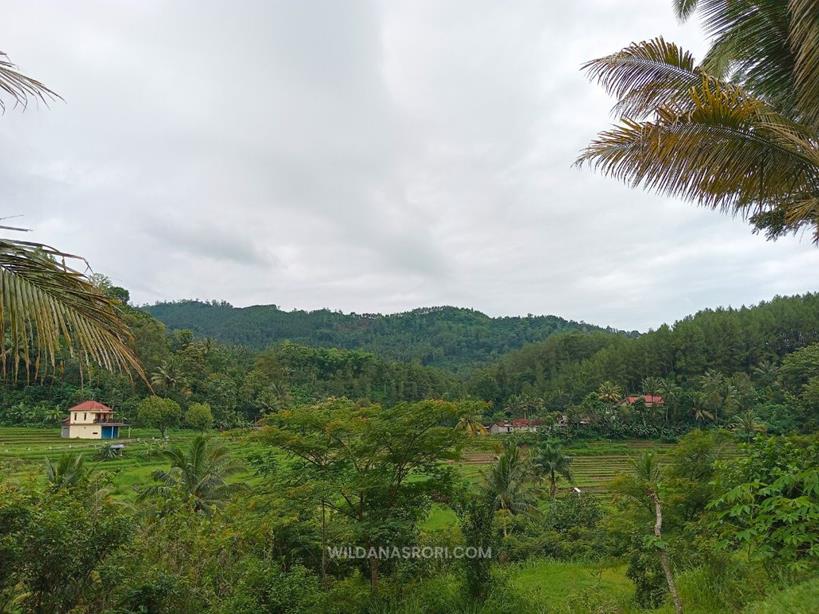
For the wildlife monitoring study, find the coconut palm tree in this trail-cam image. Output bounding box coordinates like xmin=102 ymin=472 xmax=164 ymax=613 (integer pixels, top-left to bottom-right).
xmin=596 ymin=380 xmax=623 ymax=405
xmin=731 ymin=410 xmax=766 ymax=443
xmin=1 ymin=237 xmax=144 ymax=381
xmin=699 ymin=369 xmax=742 ymax=424
xmin=642 ymin=376 xmax=666 ymax=425
xmin=456 ymin=412 xmax=489 ymax=437
xmin=151 ymin=359 xmax=184 ymax=392
xmin=532 ymin=440 xmax=573 ymax=497
xmin=484 ymin=443 xmax=532 ymax=537
xmin=615 ymin=452 xmax=684 ymax=614
xmin=140 ymin=435 xmax=246 ymax=514
xmin=752 ymin=359 xmax=779 ymax=388
xmin=0 ymin=52 xmax=143 ymax=381
xmin=578 ymin=0 xmax=819 ymax=242
xmin=45 ymin=453 xmax=91 ymax=491
xmin=691 ymin=405 xmax=715 ymax=425
xmin=656 ymin=377 xmax=681 ymax=425
xmin=642 ymin=376 xmax=663 ymax=398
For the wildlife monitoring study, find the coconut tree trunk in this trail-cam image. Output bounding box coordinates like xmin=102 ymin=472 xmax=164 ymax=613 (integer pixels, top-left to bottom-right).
xmin=650 ymin=490 xmax=683 ymax=614
xmin=320 ymin=500 xmax=328 ymax=587
xmin=369 ymin=554 xmax=380 ymax=589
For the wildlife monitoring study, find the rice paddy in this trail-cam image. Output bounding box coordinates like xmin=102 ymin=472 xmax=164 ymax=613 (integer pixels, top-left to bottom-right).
xmin=1 ymin=426 xmax=737 ymax=500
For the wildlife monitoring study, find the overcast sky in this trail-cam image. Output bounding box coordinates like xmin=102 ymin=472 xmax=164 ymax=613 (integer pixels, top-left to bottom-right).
xmin=2 ymin=0 xmax=817 ymax=332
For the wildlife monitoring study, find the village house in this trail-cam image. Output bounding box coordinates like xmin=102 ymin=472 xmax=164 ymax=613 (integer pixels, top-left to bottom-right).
xmin=623 ymin=394 xmax=664 ymax=407
xmin=487 ymin=418 xmax=544 ymax=435
xmin=60 ymin=400 xmax=124 ymax=439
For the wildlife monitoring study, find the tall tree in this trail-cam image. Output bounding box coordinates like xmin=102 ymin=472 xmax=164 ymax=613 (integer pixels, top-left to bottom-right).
xmin=262 ymin=398 xmax=466 ymax=588
xmin=596 ymin=380 xmax=623 ymax=404
xmin=0 ymin=50 xmax=59 ymax=110
xmin=456 ymin=409 xmax=489 ymax=437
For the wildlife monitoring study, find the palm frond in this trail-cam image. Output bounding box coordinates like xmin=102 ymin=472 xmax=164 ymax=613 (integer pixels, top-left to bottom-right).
xmin=674 ymin=0 xmax=699 ymax=20
xmin=694 ymin=1 xmax=797 ymax=116
xmin=631 ymin=451 xmax=661 ymax=485
xmin=0 ymin=51 xmax=61 ymax=111
xmin=789 ymin=0 xmax=819 ymax=128
xmin=142 ymin=435 xmax=244 ymax=513
xmin=578 ymin=77 xmax=819 ymax=241
xmin=582 ymin=38 xmax=701 ymax=119
xmin=0 ymin=238 xmax=144 ymax=380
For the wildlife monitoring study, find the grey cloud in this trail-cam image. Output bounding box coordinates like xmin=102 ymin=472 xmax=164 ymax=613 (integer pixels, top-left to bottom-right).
xmin=0 ymin=0 xmax=816 ymax=331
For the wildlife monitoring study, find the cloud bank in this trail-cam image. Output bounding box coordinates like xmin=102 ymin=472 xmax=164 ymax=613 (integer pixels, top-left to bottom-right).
xmin=2 ymin=0 xmax=816 ymax=331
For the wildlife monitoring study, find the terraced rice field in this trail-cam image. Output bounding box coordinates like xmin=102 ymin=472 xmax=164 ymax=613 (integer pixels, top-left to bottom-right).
xmin=458 ymin=439 xmax=740 ymax=494
xmin=2 ymin=427 xmax=740 ymax=499
xmin=0 ymin=426 xmax=253 ymax=497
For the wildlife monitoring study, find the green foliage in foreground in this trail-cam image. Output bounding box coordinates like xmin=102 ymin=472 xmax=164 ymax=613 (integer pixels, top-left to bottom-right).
xmin=0 ymin=426 xmax=816 ymax=613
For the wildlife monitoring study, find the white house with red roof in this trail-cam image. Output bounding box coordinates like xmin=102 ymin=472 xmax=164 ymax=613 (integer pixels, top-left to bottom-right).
xmin=60 ymin=401 xmax=124 ymax=439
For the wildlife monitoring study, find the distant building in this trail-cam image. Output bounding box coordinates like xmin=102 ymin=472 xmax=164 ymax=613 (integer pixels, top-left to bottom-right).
xmin=488 ymin=418 xmax=543 ymax=435
xmin=623 ymin=394 xmax=664 ymax=407
xmin=60 ymin=401 xmax=123 ymax=439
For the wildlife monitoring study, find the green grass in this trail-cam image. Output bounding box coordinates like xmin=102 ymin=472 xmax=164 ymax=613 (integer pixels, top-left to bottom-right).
xmin=422 ymin=504 xmax=459 ymax=531
xmin=506 ymin=559 xmax=635 ymax=612
xmin=743 ymin=577 xmax=819 ymax=614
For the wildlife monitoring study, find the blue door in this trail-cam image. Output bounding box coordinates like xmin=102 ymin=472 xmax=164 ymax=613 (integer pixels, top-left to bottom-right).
xmin=102 ymin=426 xmax=113 ymax=439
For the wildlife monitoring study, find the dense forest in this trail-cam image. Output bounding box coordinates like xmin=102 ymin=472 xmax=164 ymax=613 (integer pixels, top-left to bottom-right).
xmin=468 ymin=293 xmax=819 ymax=427
xmin=144 ymin=300 xmax=625 ymax=372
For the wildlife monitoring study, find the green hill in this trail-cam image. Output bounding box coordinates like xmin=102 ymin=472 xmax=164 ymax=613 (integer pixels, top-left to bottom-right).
xmin=468 ymin=292 xmax=819 ymax=411
xmin=143 ymin=301 xmax=629 ymax=372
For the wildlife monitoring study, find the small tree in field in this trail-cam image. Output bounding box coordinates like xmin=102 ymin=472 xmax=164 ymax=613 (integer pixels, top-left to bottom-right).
xmin=533 ymin=440 xmax=573 ymax=498
xmin=185 ymin=402 xmax=213 ymax=433
xmin=140 ymin=435 xmax=245 ymax=514
xmin=137 ymin=396 xmax=181 ymax=440
xmin=613 ymin=452 xmax=683 ymax=614
xmin=457 ymin=496 xmax=495 ymax=602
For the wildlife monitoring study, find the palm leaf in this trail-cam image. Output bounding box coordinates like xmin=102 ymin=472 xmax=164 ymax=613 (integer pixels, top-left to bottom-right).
xmin=578 ymin=76 xmax=819 ymax=241
xmin=674 ymin=0 xmax=699 ymax=20
xmin=0 ymin=51 xmax=60 ymax=111
xmin=789 ymin=0 xmax=819 ymax=128
xmin=696 ymin=1 xmax=796 ymax=113
xmin=0 ymin=237 xmax=144 ymax=380
xmin=582 ymin=38 xmax=702 ymax=119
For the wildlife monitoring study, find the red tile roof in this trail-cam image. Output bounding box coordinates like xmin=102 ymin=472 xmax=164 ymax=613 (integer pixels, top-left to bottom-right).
xmin=69 ymin=400 xmax=114 ymax=413
xmin=492 ymin=418 xmax=544 ymax=427
xmin=512 ymin=418 xmax=544 ymax=427
xmin=624 ymin=395 xmax=664 ymax=405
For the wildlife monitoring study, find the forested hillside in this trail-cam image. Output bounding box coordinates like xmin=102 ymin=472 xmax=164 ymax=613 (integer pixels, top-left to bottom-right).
xmin=469 ymin=293 xmax=819 ymax=429
xmin=144 ymin=301 xmax=623 ymax=372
